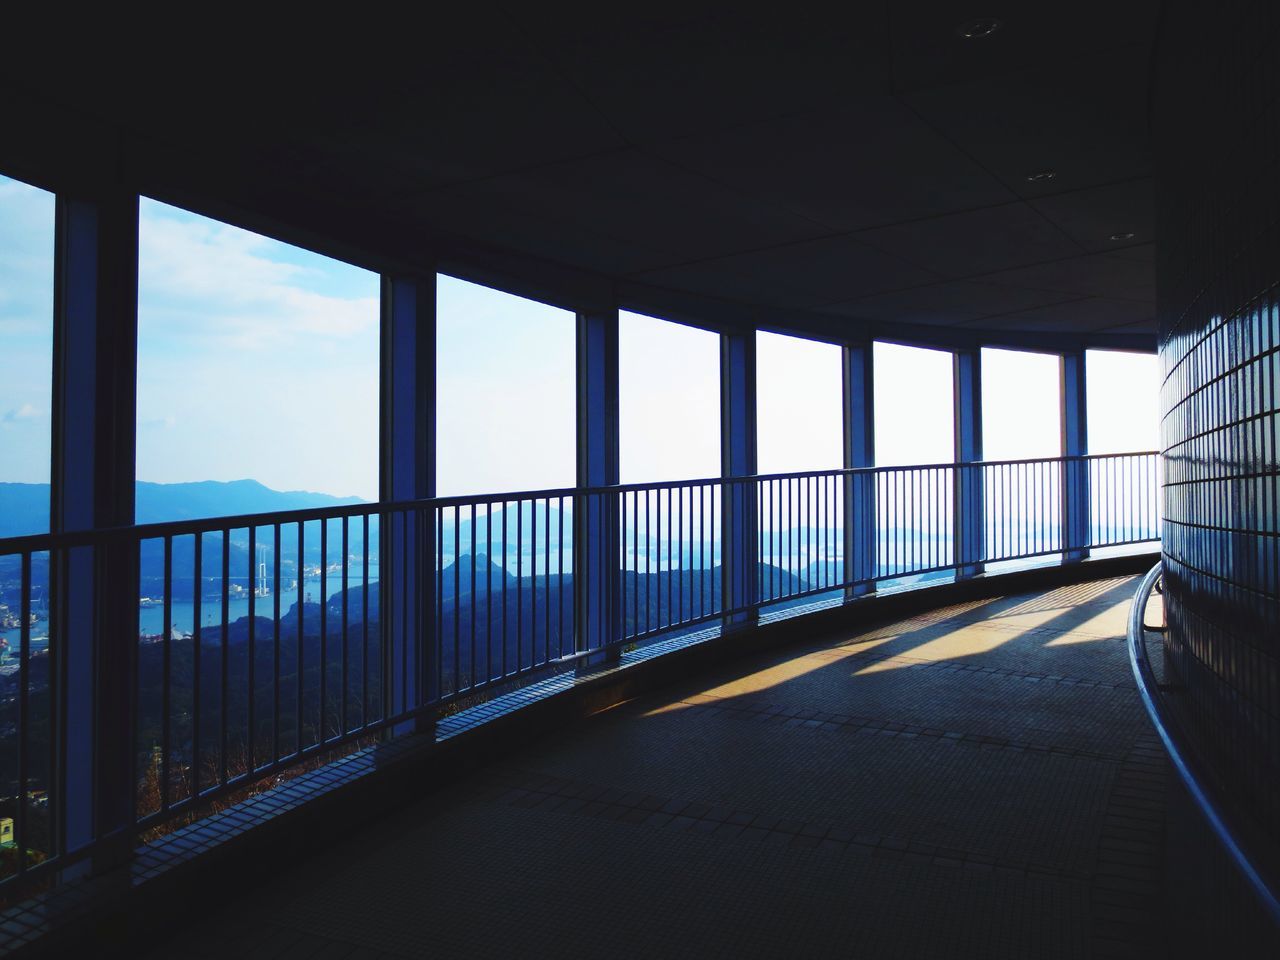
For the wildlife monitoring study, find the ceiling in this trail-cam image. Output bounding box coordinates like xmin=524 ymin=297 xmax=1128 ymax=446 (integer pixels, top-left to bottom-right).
xmin=3 ymin=2 xmax=1160 ymax=350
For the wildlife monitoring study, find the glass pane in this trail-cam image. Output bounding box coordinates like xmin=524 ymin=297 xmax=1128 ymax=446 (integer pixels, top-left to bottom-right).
xmin=619 ymin=311 xmax=720 ymax=484
xmin=982 ymin=347 xmax=1062 ymax=460
xmin=436 ymin=275 xmax=575 ymax=496
xmin=873 ymin=342 xmax=954 ymax=466
xmin=756 ymin=330 xmax=842 ymax=473
xmin=1087 ymin=350 xmax=1160 ymax=453
xmin=0 ymin=174 xmax=55 ymax=536
xmin=136 ymin=198 xmax=380 ymax=520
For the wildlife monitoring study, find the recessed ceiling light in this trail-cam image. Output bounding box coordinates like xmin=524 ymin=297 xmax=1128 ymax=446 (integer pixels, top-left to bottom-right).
xmin=1109 ymin=232 xmax=1136 ymax=241
xmin=957 ymin=18 xmax=1002 ymax=39
xmin=1026 ymin=171 xmax=1056 ymax=183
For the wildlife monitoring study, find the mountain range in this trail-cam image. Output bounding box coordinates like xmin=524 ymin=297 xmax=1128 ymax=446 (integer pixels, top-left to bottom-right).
xmin=0 ymin=480 xmax=364 ymax=538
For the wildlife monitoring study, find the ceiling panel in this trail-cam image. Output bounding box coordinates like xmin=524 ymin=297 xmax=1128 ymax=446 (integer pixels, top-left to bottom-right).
xmin=1030 ymin=179 xmax=1154 ymax=253
xmin=427 ymin=148 xmax=830 ymax=263
xmin=856 ymin=202 xmax=1084 ymax=279
xmin=407 ymin=190 xmax=673 ymax=275
xmin=634 ymin=235 xmax=941 ymax=308
xmin=970 ymin=296 xmax=1154 ymax=333
xmin=903 ymin=45 xmax=1153 ymax=197
xmin=648 ymin=97 xmax=1014 ymax=232
xmin=510 ymin=7 xmax=891 ymax=145
xmin=819 ymin=279 xmax=1086 ymax=326
xmin=978 ymin=250 xmax=1155 ymax=301
xmin=888 ymin=1 xmax=1158 ymax=95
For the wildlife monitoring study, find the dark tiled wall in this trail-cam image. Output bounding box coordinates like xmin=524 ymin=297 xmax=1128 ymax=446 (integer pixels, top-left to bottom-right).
xmin=1154 ymin=5 xmax=1280 ymax=836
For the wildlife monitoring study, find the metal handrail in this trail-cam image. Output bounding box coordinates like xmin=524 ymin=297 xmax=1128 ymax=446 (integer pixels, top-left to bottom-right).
xmin=1127 ymin=562 xmax=1280 ymax=927
xmin=0 ymin=450 xmax=1160 ymax=555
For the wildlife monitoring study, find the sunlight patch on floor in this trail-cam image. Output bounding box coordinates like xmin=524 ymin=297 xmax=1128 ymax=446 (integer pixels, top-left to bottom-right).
xmin=855 ymin=623 xmax=1009 ymax=673
xmin=1043 ymin=604 xmax=1129 ymax=646
xmin=640 ymin=700 xmax=697 ymax=718
xmin=697 ymin=648 xmax=863 ymax=699
xmin=943 ymin=604 xmax=1074 ymax=635
xmin=992 ymin=578 xmax=1132 ymax=618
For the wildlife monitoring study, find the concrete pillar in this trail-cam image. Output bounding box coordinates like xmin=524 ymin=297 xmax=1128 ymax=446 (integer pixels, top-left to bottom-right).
xmin=1060 ymin=349 xmax=1090 ymax=561
xmin=51 ymin=188 xmax=139 ymax=871
xmin=842 ymin=341 xmax=876 ymax=594
xmin=380 ymin=275 xmax=435 ymax=728
xmin=575 ymin=309 xmax=621 ymax=665
xmin=953 ymin=348 xmax=984 ymax=577
xmin=720 ymin=330 xmax=758 ymax=623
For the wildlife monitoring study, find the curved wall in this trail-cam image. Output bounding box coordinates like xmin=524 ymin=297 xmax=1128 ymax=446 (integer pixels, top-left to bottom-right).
xmin=1153 ymin=5 xmax=1279 ymax=838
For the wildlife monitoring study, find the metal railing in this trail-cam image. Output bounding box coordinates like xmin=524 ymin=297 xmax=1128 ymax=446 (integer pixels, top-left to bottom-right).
xmin=0 ymin=450 xmax=1159 ymax=894
xmin=1128 ymin=563 xmax=1280 ymax=929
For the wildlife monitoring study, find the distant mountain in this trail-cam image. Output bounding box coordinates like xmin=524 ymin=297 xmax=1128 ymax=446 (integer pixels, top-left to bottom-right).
xmin=439 ymin=554 xmax=517 ymax=600
xmin=0 ymin=484 xmax=50 ymax=538
xmin=133 ymin=480 xmax=364 ymax=524
xmin=0 ymin=480 xmax=364 ymax=538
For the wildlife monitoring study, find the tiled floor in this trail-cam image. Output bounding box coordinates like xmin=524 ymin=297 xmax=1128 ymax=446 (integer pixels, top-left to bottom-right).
xmin=145 ymin=576 xmax=1166 ymax=959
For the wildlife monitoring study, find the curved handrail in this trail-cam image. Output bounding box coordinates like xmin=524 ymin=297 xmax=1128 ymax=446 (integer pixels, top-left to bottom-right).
xmin=0 ymin=449 xmax=1161 ymax=555
xmin=1127 ymin=562 xmax=1280 ymax=927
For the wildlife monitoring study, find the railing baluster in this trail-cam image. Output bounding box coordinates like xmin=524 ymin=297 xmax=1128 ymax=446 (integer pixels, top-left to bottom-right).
xmin=530 ymin=498 xmax=538 ymax=667
xmin=544 ymin=498 xmax=550 ymax=662
xmin=486 ymin=506 xmax=493 ymax=679
xmin=193 ymin=531 xmax=203 ymax=792
xmin=517 ymin=499 xmax=524 ymax=671
xmin=297 ymin=522 xmax=306 ymax=755
xmin=17 ymin=552 xmax=30 ymax=870
xmin=248 ymin=526 xmax=256 ymax=771
xmin=318 ymin=521 xmax=326 ymax=746
xmin=399 ymin=511 xmax=407 ymax=718
xmin=678 ymin=485 xmax=685 ymax=624
xmin=362 ymin=514 xmax=369 ymax=727
xmin=273 ymin=524 xmax=281 ymax=765
xmin=470 ymin=503 xmax=477 ymax=685
xmin=341 ymin=518 xmax=348 ymax=738
xmin=558 ymin=496 xmax=565 ymax=659
xmin=501 ymin=503 xmax=507 ymax=678
xmin=666 ymin=486 xmax=672 ymax=632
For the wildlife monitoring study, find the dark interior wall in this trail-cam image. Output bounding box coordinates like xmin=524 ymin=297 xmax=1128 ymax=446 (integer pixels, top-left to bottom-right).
xmin=1153 ymin=3 xmax=1279 ymax=837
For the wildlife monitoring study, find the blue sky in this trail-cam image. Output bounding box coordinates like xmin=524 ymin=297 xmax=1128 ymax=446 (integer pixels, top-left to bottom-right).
xmin=135 ymin=197 xmax=381 ymax=500
xmin=620 ymin=310 xmax=722 ymax=482
xmin=1 ymin=172 xmax=1160 ymax=506
xmin=0 ymin=175 xmax=55 ymax=485
xmin=437 ymin=275 xmax=576 ymax=496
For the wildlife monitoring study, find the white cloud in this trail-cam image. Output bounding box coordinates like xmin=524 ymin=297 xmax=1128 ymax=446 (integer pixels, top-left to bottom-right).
xmin=137 ymin=206 xmax=377 ymax=351
xmin=0 ymin=403 xmax=43 ymax=425
xmin=134 ymin=203 xmax=380 ymax=499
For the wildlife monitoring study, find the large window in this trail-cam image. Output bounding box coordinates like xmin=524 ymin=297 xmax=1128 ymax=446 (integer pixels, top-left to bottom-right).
xmin=436 ymin=275 xmax=575 ymax=496
xmin=981 ymin=348 xmax=1062 ymax=566
xmin=619 ymin=312 xmax=721 ymax=633
xmin=756 ymin=331 xmax=843 ymax=601
xmin=873 ymin=342 xmax=955 ymax=583
xmin=756 ymin=331 xmax=842 ymax=474
xmin=136 ymin=199 xmax=380 ymax=519
xmin=1086 ymin=350 xmax=1160 ymax=453
xmin=1086 ymin=350 xmax=1161 ymax=552
xmin=981 ymin=347 xmax=1061 ymax=460
xmin=873 ymin=342 xmax=954 ymax=465
xmin=135 ymin=202 xmax=381 ymax=792
xmin=436 ymin=277 xmax=576 ymax=692
xmin=619 ymin=311 xmax=720 ymax=483
xmin=0 ymin=174 xmax=55 ymax=537
xmin=0 ymin=173 xmax=56 ymax=879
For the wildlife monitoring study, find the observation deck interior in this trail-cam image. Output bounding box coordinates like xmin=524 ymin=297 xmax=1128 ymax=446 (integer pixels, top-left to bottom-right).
xmin=3 ymin=2 xmax=1278 ymax=955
